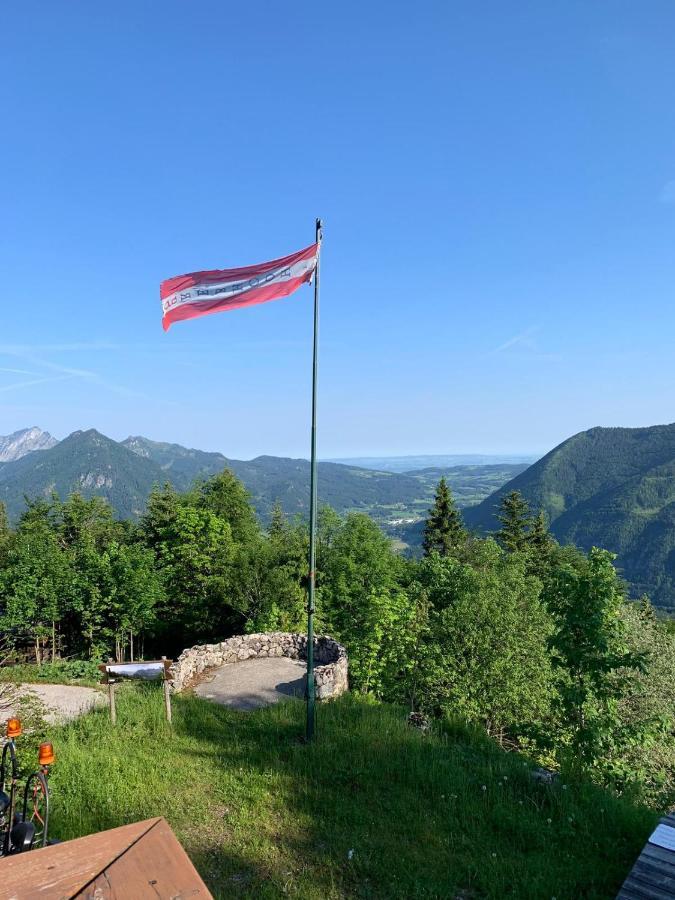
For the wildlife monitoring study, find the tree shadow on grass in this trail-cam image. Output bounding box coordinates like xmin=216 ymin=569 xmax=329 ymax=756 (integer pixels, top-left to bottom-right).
xmin=170 ymin=693 xmax=656 ymax=900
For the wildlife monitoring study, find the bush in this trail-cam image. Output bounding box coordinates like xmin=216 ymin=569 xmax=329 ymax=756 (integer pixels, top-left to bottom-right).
xmin=0 ymin=659 xmax=102 ymax=686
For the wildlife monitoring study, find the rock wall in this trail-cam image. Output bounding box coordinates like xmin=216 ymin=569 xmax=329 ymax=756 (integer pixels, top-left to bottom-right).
xmin=169 ymin=632 xmax=349 ymax=700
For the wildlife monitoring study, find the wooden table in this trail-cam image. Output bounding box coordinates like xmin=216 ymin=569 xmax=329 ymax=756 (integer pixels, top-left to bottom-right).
xmin=0 ymin=817 xmax=213 ymax=899
xmin=617 ymin=813 xmax=675 ymax=899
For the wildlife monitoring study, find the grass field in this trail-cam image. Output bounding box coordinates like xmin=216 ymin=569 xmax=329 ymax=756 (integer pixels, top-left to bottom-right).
xmin=33 ymin=687 xmax=655 ymax=899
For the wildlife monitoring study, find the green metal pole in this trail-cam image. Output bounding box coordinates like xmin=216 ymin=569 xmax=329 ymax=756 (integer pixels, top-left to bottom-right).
xmin=306 ymin=217 xmax=322 ymax=742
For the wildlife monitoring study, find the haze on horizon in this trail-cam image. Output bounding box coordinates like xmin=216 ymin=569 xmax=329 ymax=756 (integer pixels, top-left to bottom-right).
xmin=2 ymin=3 xmax=675 ymax=460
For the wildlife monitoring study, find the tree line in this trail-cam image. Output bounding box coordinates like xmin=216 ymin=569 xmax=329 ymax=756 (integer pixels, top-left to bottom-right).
xmin=1 ymin=471 xmax=674 ymax=805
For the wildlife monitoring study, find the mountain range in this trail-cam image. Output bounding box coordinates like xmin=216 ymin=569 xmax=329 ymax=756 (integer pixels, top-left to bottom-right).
xmin=1 ymin=427 xmax=514 ymax=527
xmin=464 ymin=423 xmax=675 ymax=611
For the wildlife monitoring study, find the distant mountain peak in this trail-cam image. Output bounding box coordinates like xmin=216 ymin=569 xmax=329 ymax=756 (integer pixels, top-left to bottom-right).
xmin=0 ymin=427 xmax=57 ymax=462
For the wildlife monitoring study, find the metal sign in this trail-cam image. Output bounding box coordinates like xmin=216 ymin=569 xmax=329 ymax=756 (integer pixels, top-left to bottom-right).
xmin=98 ymin=659 xmax=172 ymax=683
xmin=98 ymin=659 xmax=174 ymax=725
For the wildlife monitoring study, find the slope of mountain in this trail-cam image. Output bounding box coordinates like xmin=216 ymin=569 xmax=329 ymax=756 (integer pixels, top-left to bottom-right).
xmin=123 ymin=436 xmax=426 ymax=522
xmin=464 ymin=424 xmax=675 ymax=610
xmin=0 ymin=429 xmax=163 ymax=520
xmin=230 ymin=455 xmax=425 ymax=522
xmin=0 ymin=427 xmax=57 ymax=462
xmin=122 ymin=436 xmax=228 ymax=487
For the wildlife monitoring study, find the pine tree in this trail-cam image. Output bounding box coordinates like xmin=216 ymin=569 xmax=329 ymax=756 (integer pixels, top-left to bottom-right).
xmin=527 ymin=509 xmax=554 ymax=577
xmin=496 ymin=490 xmax=532 ymax=553
xmin=422 ymin=477 xmax=466 ymax=557
xmin=269 ymin=501 xmax=286 ymax=539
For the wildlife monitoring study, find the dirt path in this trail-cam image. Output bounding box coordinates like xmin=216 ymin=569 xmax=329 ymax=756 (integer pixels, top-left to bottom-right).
xmin=2 ymin=684 xmax=105 ymax=726
xmin=193 ymin=657 xmax=306 ymax=711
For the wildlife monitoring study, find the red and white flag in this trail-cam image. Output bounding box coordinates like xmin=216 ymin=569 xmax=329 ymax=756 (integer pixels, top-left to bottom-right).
xmin=160 ymin=242 xmax=319 ymax=331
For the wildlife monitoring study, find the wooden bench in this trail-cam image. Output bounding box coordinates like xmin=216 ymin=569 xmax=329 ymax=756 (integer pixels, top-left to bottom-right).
xmin=0 ymin=816 xmax=212 ymax=899
xmin=617 ymin=813 xmax=675 ymax=899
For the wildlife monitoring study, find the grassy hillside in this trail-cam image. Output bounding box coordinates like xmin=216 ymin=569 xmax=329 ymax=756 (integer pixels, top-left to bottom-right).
xmin=39 ymin=687 xmax=654 ymax=899
xmin=464 ymin=424 xmax=675 ymax=610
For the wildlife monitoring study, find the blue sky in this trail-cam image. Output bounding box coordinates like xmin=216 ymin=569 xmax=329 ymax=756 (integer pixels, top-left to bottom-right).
xmin=1 ymin=2 xmax=675 ymax=459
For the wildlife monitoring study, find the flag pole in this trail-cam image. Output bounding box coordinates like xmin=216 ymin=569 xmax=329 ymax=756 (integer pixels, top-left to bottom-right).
xmin=306 ymin=217 xmax=322 ymax=742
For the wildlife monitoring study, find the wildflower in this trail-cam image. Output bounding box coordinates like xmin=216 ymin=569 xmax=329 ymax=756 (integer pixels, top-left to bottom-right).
xmin=547 ymin=818 xmax=552 ymax=824
xmin=481 ymin=785 xmax=487 ymax=791
xmin=491 ymin=853 xmax=497 ymax=858
xmin=347 ymin=849 xmax=354 ymax=861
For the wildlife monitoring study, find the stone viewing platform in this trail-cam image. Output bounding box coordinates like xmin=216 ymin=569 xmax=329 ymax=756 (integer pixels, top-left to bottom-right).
xmin=169 ymin=632 xmax=349 ymax=701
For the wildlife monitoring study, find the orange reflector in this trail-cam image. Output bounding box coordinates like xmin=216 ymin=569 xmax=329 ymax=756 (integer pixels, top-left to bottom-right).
xmin=6 ymin=718 xmax=21 ymax=739
xmin=38 ymin=742 xmax=55 ymax=766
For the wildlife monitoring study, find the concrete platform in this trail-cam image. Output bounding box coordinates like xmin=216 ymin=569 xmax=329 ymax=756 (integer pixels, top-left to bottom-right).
xmin=193 ymin=657 xmax=306 ymax=711
xmin=1 ymin=683 xmax=105 ymax=726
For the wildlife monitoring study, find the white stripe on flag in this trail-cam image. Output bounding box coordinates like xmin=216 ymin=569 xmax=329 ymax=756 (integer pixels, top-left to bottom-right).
xmin=162 ymin=255 xmax=317 ymax=315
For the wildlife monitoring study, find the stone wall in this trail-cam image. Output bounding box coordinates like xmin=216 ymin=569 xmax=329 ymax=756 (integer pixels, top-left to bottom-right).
xmin=169 ymin=632 xmax=349 ymax=700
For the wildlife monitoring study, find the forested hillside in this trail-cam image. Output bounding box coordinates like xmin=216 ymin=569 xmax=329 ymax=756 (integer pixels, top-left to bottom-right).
xmin=465 ymin=424 xmax=675 ymax=609
xmin=0 ymin=429 xmax=162 ymax=520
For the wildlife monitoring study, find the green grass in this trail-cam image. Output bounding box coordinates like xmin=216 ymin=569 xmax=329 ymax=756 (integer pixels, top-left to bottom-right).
xmin=34 ymin=687 xmax=655 ymax=899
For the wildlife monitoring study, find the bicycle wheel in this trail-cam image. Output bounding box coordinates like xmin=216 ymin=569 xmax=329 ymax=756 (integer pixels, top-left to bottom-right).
xmin=0 ymin=741 xmax=18 ymax=794
xmin=0 ymin=743 xmax=18 ymax=854
xmin=22 ymin=771 xmax=49 ymax=849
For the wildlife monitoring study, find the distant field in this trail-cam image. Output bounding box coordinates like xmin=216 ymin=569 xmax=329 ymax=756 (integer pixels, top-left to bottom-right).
xmin=347 ymin=463 xmax=531 ymax=546
xmin=326 ymin=454 xmax=538 ymax=473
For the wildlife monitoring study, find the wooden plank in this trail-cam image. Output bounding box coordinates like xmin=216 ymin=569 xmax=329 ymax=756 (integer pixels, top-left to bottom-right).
xmin=0 ymin=817 xmax=210 ymax=900
xmin=622 ymin=869 xmax=675 ymax=900
xmin=640 ymin=843 xmax=675 ymax=872
xmin=618 ymin=886 xmax=668 ymax=900
xmin=81 ymin=818 xmax=211 ymax=899
xmin=619 ymin=883 xmax=674 ymax=900
xmin=0 ymin=819 xmax=157 ymax=899
xmin=617 ymin=817 xmax=675 ymax=899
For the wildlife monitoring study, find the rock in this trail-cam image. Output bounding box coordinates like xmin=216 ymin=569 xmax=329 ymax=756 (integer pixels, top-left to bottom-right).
xmin=531 ymin=767 xmax=559 ymax=785
xmin=407 ymin=711 xmax=431 ymax=732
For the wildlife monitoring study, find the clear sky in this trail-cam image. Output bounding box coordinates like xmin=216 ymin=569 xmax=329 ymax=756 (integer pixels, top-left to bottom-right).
xmin=1 ymin=2 xmax=674 ymax=459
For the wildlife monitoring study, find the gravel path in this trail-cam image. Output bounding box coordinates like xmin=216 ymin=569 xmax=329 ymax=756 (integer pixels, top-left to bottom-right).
xmin=194 ymin=657 xmax=306 ymax=711
xmin=2 ymin=683 xmax=105 ymax=726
